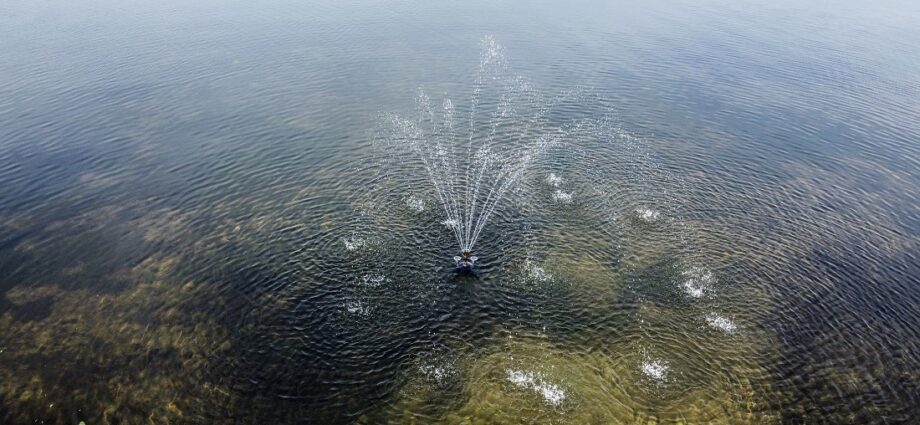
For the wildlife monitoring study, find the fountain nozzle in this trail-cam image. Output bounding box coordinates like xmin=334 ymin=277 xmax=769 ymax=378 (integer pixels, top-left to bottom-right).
xmin=454 ymin=250 xmax=477 ymax=272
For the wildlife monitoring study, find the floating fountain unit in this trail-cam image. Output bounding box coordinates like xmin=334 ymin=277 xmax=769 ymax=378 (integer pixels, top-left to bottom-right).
xmin=454 ymin=250 xmax=478 ymax=273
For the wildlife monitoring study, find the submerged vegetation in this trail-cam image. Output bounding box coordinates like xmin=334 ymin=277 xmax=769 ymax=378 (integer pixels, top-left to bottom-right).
xmin=1 ymin=0 xmax=919 ymax=421
xmin=1 ymin=256 xmax=233 ymax=424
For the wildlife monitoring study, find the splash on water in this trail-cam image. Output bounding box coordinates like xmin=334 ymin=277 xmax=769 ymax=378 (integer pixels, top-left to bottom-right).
xmin=419 ymin=364 xmax=450 ymax=383
xmin=523 ymin=258 xmax=553 ymax=283
xmin=681 ymin=266 xmax=714 ymax=298
xmin=405 ymin=196 xmax=426 ymax=212
xmin=359 ymin=274 xmax=387 ymax=288
xmin=636 ymin=208 xmax=660 ymax=222
xmin=552 ymin=190 xmax=573 ymax=204
xmin=416 ymin=350 xmax=459 ymax=388
xmin=506 ymin=369 xmax=567 ymax=407
xmin=641 ymin=357 xmax=669 ymax=382
xmin=706 ymin=313 xmax=737 ymax=333
xmin=344 ymin=300 xmax=370 ymax=315
xmin=342 ymin=236 xmax=367 ymax=251
xmin=546 ymin=173 xmax=564 ymax=187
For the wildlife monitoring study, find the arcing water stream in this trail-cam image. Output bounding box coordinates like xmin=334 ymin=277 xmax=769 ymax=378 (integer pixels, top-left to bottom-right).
xmin=377 ymin=37 xmax=571 ymax=266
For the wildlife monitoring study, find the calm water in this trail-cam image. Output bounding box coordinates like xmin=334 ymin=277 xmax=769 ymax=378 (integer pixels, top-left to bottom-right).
xmin=2 ymin=0 xmax=919 ymax=423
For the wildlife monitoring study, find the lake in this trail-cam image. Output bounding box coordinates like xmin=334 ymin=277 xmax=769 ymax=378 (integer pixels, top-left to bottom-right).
xmin=1 ymin=0 xmax=918 ymax=423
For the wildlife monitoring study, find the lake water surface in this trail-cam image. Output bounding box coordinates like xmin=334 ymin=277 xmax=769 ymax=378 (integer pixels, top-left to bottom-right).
xmin=1 ymin=0 xmax=918 ymax=423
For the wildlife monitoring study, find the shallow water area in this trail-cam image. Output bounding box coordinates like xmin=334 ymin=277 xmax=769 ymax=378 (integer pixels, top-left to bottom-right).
xmin=2 ymin=0 xmax=919 ymax=423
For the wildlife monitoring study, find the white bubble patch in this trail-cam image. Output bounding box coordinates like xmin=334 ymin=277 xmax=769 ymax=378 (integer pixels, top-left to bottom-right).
xmin=342 ymin=237 xmax=367 ymax=251
xmin=681 ymin=267 xmax=714 ymax=299
xmin=406 ymin=196 xmax=426 ymax=212
xmin=506 ymin=369 xmax=567 ymax=407
xmin=636 ymin=208 xmax=660 ymax=222
xmin=552 ymin=190 xmax=573 ymax=204
xmin=641 ymin=358 xmax=669 ymax=382
xmin=344 ymin=300 xmax=369 ymax=316
xmin=416 ymin=349 xmax=460 ymax=389
xmin=523 ymin=258 xmax=552 ymax=283
xmin=360 ymin=274 xmax=387 ymax=287
xmin=706 ymin=313 xmax=737 ymax=333
xmin=546 ymin=173 xmax=564 ymax=187
xmin=419 ymin=364 xmax=450 ymax=383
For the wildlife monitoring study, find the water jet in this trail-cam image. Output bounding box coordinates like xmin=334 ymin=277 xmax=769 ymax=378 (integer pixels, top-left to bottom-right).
xmin=377 ymin=36 xmax=562 ymax=272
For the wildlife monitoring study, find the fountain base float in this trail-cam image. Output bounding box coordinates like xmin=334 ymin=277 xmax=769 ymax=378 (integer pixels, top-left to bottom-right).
xmin=454 ymin=250 xmax=478 ymax=273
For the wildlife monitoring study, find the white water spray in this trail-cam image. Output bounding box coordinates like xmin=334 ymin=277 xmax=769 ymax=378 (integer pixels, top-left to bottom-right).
xmin=379 ymin=37 xmax=565 ymax=260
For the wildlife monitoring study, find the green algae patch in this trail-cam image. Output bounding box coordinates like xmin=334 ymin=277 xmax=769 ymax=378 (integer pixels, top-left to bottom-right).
xmin=383 ymin=327 xmax=781 ymax=424
xmin=0 ymin=256 xmax=234 ymax=424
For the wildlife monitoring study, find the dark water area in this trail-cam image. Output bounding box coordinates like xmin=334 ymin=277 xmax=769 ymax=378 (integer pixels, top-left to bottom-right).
xmin=1 ymin=0 xmax=919 ymax=423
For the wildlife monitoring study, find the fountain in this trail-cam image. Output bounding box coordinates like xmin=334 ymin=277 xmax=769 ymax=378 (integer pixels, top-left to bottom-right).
xmin=454 ymin=250 xmax=477 ymax=273
xmin=378 ymin=37 xmax=565 ymax=271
